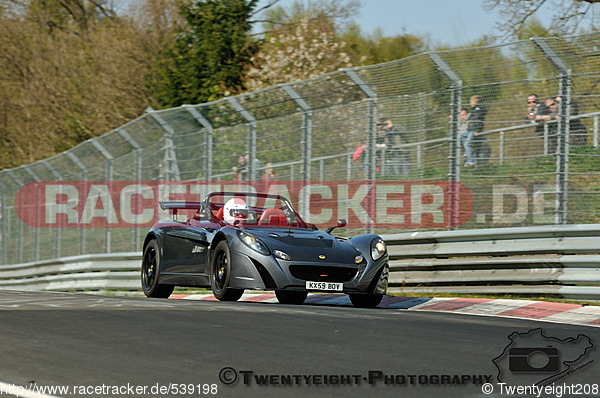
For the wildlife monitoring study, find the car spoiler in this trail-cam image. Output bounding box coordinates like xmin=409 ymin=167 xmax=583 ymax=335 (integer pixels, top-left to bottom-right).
xmin=159 ymin=201 xmax=202 ymax=220
xmin=159 ymin=201 xmax=202 ymax=211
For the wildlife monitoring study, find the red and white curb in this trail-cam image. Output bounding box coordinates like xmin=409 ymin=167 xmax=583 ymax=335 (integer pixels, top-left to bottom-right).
xmin=171 ymin=293 xmax=600 ymax=328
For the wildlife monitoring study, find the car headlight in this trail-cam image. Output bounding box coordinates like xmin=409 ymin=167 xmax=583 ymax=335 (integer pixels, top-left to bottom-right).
xmin=371 ymin=238 xmax=386 ymax=261
xmin=237 ymin=231 xmax=269 ymax=255
xmin=274 ymin=250 xmax=291 ymax=261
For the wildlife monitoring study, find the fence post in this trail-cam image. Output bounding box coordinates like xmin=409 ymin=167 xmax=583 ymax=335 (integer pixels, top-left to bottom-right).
xmin=184 ymin=105 xmax=214 ymax=181
xmin=543 ymin=124 xmax=549 ymax=155
xmin=594 ymin=116 xmax=598 ymax=149
xmin=118 ymin=128 xmax=142 ymax=251
xmin=91 ymin=140 xmax=114 ymax=253
xmin=0 ymin=178 xmax=6 ymax=265
xmin=42 ymin=160 xmax=62 ymax=259
xmin=227 ymin=97 xmax=257 ymax=186
xmin=428 ymin=52 xmax=462 ymax=229
xmin=280 ymin=84 xmax=312 ymax=217
xmin=532 ymin=37 xmax=571 ymax=225
xmin=499 ymin=131 xmax=505 ymax=166
xmin=67 ymin=152 xmax=87 ymax=255
xmin=6 ymin=170 xmax=23 ymax=263
xmin=149 ymin=110 xmax=181 ymax=182
xmin=22 ymin=166 xmax=41 ymax=262
xmin=343 ymin=68 xmax=377 ymax=232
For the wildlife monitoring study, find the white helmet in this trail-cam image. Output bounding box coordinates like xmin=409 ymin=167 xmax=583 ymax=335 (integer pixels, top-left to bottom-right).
xmin=223 ymin=198 xmax=249 ymax=224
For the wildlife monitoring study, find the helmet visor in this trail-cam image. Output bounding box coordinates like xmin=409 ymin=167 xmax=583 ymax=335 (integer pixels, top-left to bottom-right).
xmin=229 ymin=208 xmax=248 ymax=219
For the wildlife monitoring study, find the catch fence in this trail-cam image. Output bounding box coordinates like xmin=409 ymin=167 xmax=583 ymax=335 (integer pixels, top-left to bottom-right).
xmin=2 ymin=33 xmax=600 ymax=265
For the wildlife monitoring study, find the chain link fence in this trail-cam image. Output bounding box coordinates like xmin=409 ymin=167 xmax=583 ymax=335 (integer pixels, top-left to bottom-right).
xmin=2 ymin=33 xmax=600 ymax=265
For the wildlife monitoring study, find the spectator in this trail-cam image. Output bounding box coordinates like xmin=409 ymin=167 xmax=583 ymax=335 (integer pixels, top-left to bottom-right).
xmin=526 ymin=93 xmax=550 ymax=137
xmin=556 ymin=96 xmax=587 ymax=146
xmin=462 ymin=95 xmax=486 ymax=167
xmin=232 ymin=155 xmax=248 ymax=181
xmin=376 ymin=117 xmax=411 ymax=175
xmin=262 ymin=163 xmax=277 ymax=181
xmin=232 ymin=153 xmax=262 ymax=181
xmin=453 ymin=108 xmax=469 ymax=163
xmin=469 ymin=95 xmax=488 ymax=167
xmin=536 ymin=97 xmax=560 ymax=154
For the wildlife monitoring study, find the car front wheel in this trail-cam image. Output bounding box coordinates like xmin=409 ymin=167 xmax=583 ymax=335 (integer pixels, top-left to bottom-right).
xmin=210 ymin=241 xmax=244 ymax=301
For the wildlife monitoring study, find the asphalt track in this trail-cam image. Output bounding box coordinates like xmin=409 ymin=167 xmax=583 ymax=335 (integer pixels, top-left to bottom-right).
xmin=0 ymin=290 xmax=598 ymax=398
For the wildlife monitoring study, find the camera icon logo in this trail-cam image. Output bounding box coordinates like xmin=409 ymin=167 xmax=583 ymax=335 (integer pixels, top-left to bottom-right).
xmin=494 ymin=328 xmax=593 ymax=385
xmin=508 ymin=347 xmax=559 ymax=373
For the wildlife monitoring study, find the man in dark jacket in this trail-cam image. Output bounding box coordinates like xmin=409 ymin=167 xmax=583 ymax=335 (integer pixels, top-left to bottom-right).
xmin=468 ymin=95 xmax=490 ymax=167
xmin=526 ymin=93 xmax=550 ymax=137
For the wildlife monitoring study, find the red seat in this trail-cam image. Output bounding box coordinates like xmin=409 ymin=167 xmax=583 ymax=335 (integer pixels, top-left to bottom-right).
xmin=216 ymin=207 xmax=224 ymax=221
xmin=258 ymin=208 xmax=288 ymax=226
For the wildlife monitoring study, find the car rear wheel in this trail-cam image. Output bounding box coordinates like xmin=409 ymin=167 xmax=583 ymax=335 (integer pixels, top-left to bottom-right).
xmin=141 ymin=239 xmax=174 ymax=298
xmin=211 ymin=241 xmax=244 ymax=301
xmin=349 ymin=293 xmax=382 ymax=308
xmin=275 ymin=290 xmax=308 ymax=305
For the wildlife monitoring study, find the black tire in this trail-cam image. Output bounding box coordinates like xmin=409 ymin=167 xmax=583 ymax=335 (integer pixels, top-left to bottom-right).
xmin=275 ymin=290 xmax=308 ymax=305
xmin=210 ymin=241 xmax=244 ymax=301
xmin=349 ymin=293 xmax=383 ymax=308
xmin=141 ymin=239 xmax=174 ymax=298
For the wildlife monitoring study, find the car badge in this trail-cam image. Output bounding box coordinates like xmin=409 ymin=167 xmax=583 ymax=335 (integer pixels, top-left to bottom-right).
xmin=318 ymin=254 xmax=326 ymax=259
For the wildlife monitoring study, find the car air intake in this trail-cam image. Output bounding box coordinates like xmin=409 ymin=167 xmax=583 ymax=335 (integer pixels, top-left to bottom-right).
xmin=276 ymin=237 xmax=334 ymax=248
xmin=289 ymin=265 xmax=357 ymax=282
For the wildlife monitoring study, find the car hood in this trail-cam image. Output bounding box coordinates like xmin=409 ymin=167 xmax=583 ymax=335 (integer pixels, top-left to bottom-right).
xmin=244 ymin=228 xmax=362 ymax=264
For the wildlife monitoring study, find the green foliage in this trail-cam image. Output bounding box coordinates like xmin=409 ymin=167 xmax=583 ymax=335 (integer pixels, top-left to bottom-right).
xmin=343 ymin=24 xmax=426 ymax=65
xmin=152 ymin=0 xmax=258 ymax=107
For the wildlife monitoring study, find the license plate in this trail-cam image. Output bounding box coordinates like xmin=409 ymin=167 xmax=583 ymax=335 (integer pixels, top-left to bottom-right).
xmin=305 ymin=281 xmax=343 ymax=291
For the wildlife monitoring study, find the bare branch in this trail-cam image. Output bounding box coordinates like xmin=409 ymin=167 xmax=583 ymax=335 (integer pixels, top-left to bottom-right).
xmin=250 ymin=0 xmax=279 ymax=17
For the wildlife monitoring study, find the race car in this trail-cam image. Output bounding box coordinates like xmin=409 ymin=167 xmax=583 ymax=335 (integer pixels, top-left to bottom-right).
xmin=141 ymin=192 xmax=389 ymax=308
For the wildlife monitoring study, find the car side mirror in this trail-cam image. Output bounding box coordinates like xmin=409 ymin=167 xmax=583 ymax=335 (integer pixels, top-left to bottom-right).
xmin=326 ymin=219 xmax=347 ymax=234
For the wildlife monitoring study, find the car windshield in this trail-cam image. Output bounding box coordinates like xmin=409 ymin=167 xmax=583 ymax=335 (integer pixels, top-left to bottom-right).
xmin=205 ymin=192 xmax=313 ymax=229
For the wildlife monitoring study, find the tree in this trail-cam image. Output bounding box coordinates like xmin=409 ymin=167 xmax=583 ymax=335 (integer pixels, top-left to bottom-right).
xmin=484 ymin=0 xmax=600 ymax=40
xmin=245 ymin=0 xmax=363 ymax=91
xmin=151 ymin=0 xmax=258 ymax=107
xmin=0 ymin=0 xmax=158 ymax=168
xmin=343 ymin=24 xmax=426 ymax=65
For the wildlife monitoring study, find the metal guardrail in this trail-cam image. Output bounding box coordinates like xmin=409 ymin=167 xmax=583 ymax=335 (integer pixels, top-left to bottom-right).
xmin=0 ymin=253 xmax=140 ymax=291
xmin=382 ymin=224 xmax=600 ymax=299
xmin=0 ymin=225 xmax=598 ymax=299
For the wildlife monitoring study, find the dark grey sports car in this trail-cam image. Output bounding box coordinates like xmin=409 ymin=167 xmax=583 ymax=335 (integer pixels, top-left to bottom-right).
xmin=141 ymin=192 xmax=389 ymax=308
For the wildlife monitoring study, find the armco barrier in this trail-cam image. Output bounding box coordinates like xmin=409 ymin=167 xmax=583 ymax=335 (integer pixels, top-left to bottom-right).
xmin=0 ymin=225 xmax=598 ymax=299
xmin=0 ymin=253 xmax=141 ymax=291
xmin=384 ymin=224 xmax=600 ymax=299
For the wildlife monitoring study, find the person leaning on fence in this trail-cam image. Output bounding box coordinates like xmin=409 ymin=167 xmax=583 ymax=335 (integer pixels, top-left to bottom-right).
xmin=262 ymin=163 xmax=277 ymax=181
xmin=470 ymin=96 xmax=490 ymax=167
xmin=377 ymin=117 xmax=411 ymax=175
xmin=460 ymin=100 xmax=475 ymax=167
xmin=232 ymin=153 xmax=262 ymax=181
xmin=453 ymin=107 xmax=469 ymax=162
xmin=526 ymin=94 xmax=550 ymax=137
xmin=535 ymin=97 xmax=560 ymax=154
xmin=555 ymin=96 xmax=588 ymax=147
xmin=463 ymin=95 xmax=487 ymax=167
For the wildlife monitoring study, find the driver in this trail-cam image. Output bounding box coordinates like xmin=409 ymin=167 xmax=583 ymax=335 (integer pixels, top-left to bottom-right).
xmin=223 ymin=198 xmax=249 ymax=224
